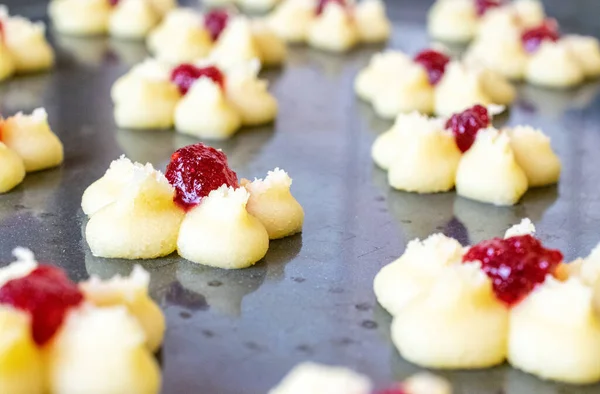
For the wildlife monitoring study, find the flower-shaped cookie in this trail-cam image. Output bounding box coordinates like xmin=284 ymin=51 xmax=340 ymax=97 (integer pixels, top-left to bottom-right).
xmin=428 ymin=0 xmax=545 ymax=43
xmin=0 ymin=109 xmax=64 ymax=194
xmin=48 ymin=0 xmax=175 ymax=39
xmin=204 ymin=0 xmax=281 ymax=12
xmin=147 ymin=8 xmax=286 ymax=67
xmin=466 ymin=17 xmax=600 ymax=87
xmin=0 ymin=248 xmax=164 ymax=394
xmin=375 ymin=219 xmax=600 ymax=384
xmin=0 ymin=7 xmax=54 ymax=82
xmin=269 ymin=362 xmax=452 ymax=394
xmin=266 ymin=0 xmax=391 ymax=52
xmin=111 ymin=58 xmax=277 ymax=139
xmin=372 ymin=105 xmax=560 ymax=206
xmin=355 ymin=48 xmax=516 ymax=118
xmin=82 ymin=143 xmax=304 ymax=269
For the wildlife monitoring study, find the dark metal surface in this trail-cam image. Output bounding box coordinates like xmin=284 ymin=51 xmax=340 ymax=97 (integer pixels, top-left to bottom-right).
xmin=2 ymin=1 xmax=600 ymax=393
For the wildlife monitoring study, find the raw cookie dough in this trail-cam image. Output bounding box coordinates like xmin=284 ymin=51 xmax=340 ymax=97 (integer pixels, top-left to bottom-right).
xmin=466 ymin=16 xmax=600 ymax=88
xmin=177 ymin=186 xmax=270 ymax=269
xmin=267 ymin=0 xmax=391 ymax=52
xmin=204 ymin=0 xmax=281 ymax=12
xmin=241 ymin=168 xmax=304 ymax=239
xmin=355 ymin=48 xmax=515 ymax=118
xmin=48 ymin=0 xmax=174 ymax=38
xmin=372 ymin=107 xmax=559 ymax=206
xmin=427 ymin=0 xmax=545 ymax=43
xmin=0 ymin=7 xmax=54 ymax=78
xmin=84 ymin=160 xmax=184 ymax=259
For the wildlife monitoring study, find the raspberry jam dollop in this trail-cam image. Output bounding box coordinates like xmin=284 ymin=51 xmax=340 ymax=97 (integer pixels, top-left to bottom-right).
xmin=375 ymin=387 xmax=406 ymax=394
xmin=316 ymin=0 xmax=347 ymax=15
xmin=463 ymin=234 xmax=563 ymax=306
xmin=108 ymin=0 xmax=120 ymax=6
xmin=413 ymin=49 xmax=451 ymax=85
xmin=0 ymin=265 xmax=84 ymax=346
xmin=204 ymin=9 xmax=230 ymax=41
xmin=445 ymin=104 xmax=490 ymax=152
xmin=521 ymin=20 xmax=560 ymax=53
xmin=170 ymin=64 xmax=225 ymax=95
xmin=475 ymin=0 xmax=503 ymax=17
xmin=165 ymin=143 xmax=239 ymax=211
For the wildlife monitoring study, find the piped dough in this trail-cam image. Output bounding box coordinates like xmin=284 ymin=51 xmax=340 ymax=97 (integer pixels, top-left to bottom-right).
xmin=373 ymin=233 xmax=464 ymax=316
xmin=266 ymin=0 xmax=315 ymax=43
xmin=0 ymin=43 xmax=16 ymax=82
xmin=562 ymin=35 xmax=600 ymax=79
xmin=209 ymin=17 xmax=261 ymax=71
xmin=80 ymin=265 xmax=165 ymax=352
xmin=177 ymin=186 xmax=269 ymax=269
xmin=506 ymin=125 xmax=561 ymax=187
xmin=427 ymin=0 xmax=478 ymax=43
xmin=455 ymin=128 xmax=528 ymax=206
xmin=391 ymin=262 xmax=509 ymax=369
xmin=525 ymin=41 xmax=585 ymax=88
xmin=268 ymin=362 xmax=372 ymax=394
xmin=241 ymin=168 xmax=304 ymax=240
xmin=85 ymin=161 xmax=184 ymax=259
xmin=45 ymin=305 xmax=161 ymax=394
xmin=0 ymin=142 xmax=26 ymax=194
xmin=307 ymin=2 xmax=358 ymax=52
xmin=225 ymin=60 xmax=278 ymax=126
xmin=251 ymin=20 xmax=288 ymax=68
xmin=354 ymin=0 xmax=391 ymax=43
xmin=174 ymin=77 xmax=241 ymax=140
xmin=112 ymin=59 xmax=181 ymax=130
xmin=48 ymin=0 xmax=112 ymax=36
xmin=109 ymin=0 xmax=160 ymax=40
xmin=508 ymin=277 xmax=600 ymax=384
xmin=354 ymin=50 xmax=412 ymax=103
xmin=0 ymin=306 xmax=45 ymax=394
xmin=384 ymin=112 xmax=462 ymax=193
xmin=1 ymin=108 xmax=63 ymax=173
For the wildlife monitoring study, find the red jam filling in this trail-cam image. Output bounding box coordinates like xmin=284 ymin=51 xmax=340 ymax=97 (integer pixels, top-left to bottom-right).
xmin=413 ymin=49 xmax=451 ymax=86
xmin=445 ymin=104 xmax=490 ymax=153
xmin=521 ymin=20 xmax=560 ymax=53
xmin=463 ymin=235 xmax=563 ymax=306
xmin=170 ymin=64 xmax=225 ymax=95
xmin=316 ymin=0 xmax=347 ymax=15
xmin=204 ymin=9 xmax=230 ymax=41
xmin=108 ymin=0 xmax=120 ymax=6
xmin=0 ymin=20 xmax=4 ymax=41
xmin=0 ymin=265 xmax=84 ymax=346
xmin=475 ymin=0 xmax=503 ymax=17
xmin=375 ymin=387 xmax=407 ymax=394
xmin=165 ymin=143 xmax=239 ymax=211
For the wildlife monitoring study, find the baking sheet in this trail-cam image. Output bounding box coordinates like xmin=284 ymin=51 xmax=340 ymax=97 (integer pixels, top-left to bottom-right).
xmin=2 ymin=1 xmax=600 ymax=393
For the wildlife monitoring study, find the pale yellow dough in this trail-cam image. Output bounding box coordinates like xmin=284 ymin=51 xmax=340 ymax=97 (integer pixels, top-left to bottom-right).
xmin=373 ymin=233 xmax=464 ymax=316
xmin=46 ymin=305 xmax=161 ymax=394
xmin=242 ymin=168 xmax=304 ymax=240
xmin=354 ymin=51 xmax=412 ymax=103
xmin=147 ymin=9 xmax=212 ymax=64
xmin=0 ymin=43 xmax=15 ymax=81
xmin=373 ymin=64 xmax=434 ymax=118
xmin=354 ymin=0 xmax=391 ymax=43
xmin=455 ymin=128 xmax=528 ymax=206
xmin=466 ymin=30 xmax=529 ymax=80
xmin=526 ymin=41 xmax=585 ymax=88
xmin=85 ymin=161 xmax=184 ymax=259
xmin=509 ymin=278 xmax=600 ymax=384
xmin=506 ymin=126 xmax=561 ymax=187
xmin=391 ymin=263 xmax=509 ymax=369
xmin=1 ymin=12 xmax=54 ymax=73
xmin=251 ymin=20 xmax=288 ymax=68
xmin=268 ymin=362 xmax=372 ymax=394
xmin=307 ymin=3 xmax=358 ymax=52
xmin=1 ymin=108 xmax=64 ymax=173
xmin=174 ymin=77 xmax=242 ymax=140
xmin=382 ymin=112 xmax=462 ymax=193
xmin=48 ymin=0 xmax=111 ymax=36
xmin=266 ymin=0 xmax=315 ymax=43
xmin=209 ymin=17 xmax=262 ymax=71
xmin=562 ymin=35 xmax=600 ymax=79
xmin=80 ymin=265 xmax=165 ymax=352
xmin=112 ymin=59 xmax=181 ymax=130
xmin=177 ymin=186 xmax=269 ymax=269
xmin=109 ymin=0 xmax=160 ymax=40
xmin=147 ymin=0 xmax=176 ymax=17
xmin=0 ymin=306 xmax=45 ymax=394
xmin=0 ymin=142 xmax=26 ymax=194
xmin=204 ymin=0 xmax=281 ymax=12
xmin=428 ymin=0 xmax=478 ymax=43
xmin=225 ymin=60 xmax=278 ymax=126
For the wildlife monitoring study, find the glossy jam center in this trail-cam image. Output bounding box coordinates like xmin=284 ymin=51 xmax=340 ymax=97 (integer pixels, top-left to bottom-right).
xmin=108 ymin=0 xmax=120 ymax=6
xmin=375 ymin=387 xmax=407 ymax=394
xmin=204 ymin=9 xmax=230 ymax=41
xmin=0 ymin=265 xmax=84 ymax=346
xmin=463 ymin=234 xmax=563 ymax=306
xmin=445 ymin=104 xmax=490 ymax=152
xmin=170 ymin=64 xmax=225 ymax=95
xmin=316 ymin=0 xmax=347 ymax=15
xmin=413 ymin=49 xmax=451 ymax=85
xmin=0 ymin=20 xmax=5 ymax=40
xmin=165 ymin=143 xmax=239 ymax=211
xmin=521 ymin=20 xmax=560 ymax=53
xmin=475 ymin=0 xmax=503 ymax=17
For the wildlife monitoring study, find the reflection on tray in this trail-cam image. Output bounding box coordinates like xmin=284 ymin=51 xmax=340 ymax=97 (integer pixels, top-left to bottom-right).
xmin=0 ymin=73 xmax=52 ymax=114
xmin=176 ymin=260 xmax=266 ymax=317
xmin=517 ymin=81 xmax=600 ymax=117
xmin=116 ymin=128 xmax=178 ymax=165
xmin=54 ymin=34 xmax=149 ymax=67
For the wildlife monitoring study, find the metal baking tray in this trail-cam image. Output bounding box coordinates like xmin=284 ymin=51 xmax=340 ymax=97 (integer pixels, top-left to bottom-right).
xmin=2 ymin=0 xmax=600 ymax=392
